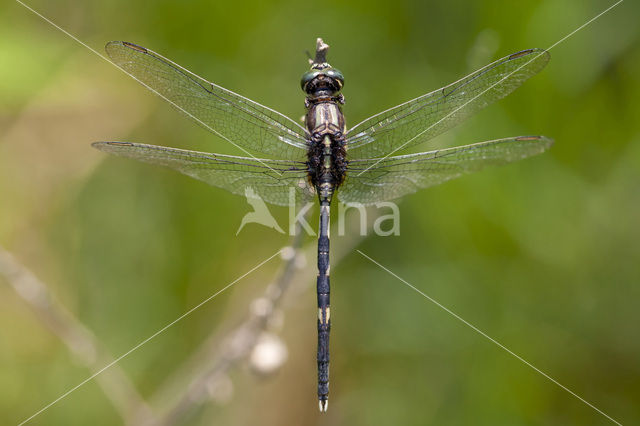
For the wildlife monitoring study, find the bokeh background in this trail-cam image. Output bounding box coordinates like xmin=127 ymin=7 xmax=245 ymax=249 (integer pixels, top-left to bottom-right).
xmin=1 ymin=0 xmax=639 ymax=425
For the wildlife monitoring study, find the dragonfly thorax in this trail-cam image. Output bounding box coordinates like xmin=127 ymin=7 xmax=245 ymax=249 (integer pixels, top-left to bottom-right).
xmin=305 ymin=97 xmax=347 ymax=200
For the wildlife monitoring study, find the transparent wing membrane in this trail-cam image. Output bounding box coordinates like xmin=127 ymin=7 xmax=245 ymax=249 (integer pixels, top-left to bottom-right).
xmin=98 ymin=43 xmax=552 ymax=207
xmin=105 ymin=41 xmax=309 ymax=160
xmin=339 ymin=136 xmax=553 ymax=204
xmin=93 ymin=142 xmax=313 ymax=206
xmin=345 ymin=49 xmax=550 ymax=158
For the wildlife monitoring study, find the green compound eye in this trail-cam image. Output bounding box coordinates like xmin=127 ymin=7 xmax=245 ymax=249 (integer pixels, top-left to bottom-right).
xmin=301 ymin=70 xmax=321 ymax=91
xmin=325 ymin=68 xmax=344 ymax=88
xmin=300 ymin=68 xmax=345 ymax=92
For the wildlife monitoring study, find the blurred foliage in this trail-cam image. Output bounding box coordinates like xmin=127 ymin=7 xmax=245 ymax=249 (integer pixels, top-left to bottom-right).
xmin=1 ymin=0 xmax=639 ymax=425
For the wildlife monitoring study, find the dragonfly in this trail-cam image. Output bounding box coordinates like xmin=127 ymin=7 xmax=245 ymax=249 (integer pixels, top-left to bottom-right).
xmin=93 ymin=38 xmax=552 ymax=412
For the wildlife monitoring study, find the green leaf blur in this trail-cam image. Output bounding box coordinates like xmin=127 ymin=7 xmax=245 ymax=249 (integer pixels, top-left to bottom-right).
xmin=1 ymin=0 xmax=638 ymax=425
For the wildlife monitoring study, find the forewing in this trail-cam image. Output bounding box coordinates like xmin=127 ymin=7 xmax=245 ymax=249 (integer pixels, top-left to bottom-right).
xmin=105 ymin=41 xmax=309 ymax=160
xmin=93 ymin=142 xmax=314 ymax=206
xmin=339 ymin=136 xmax=553 ymax=204
xmin=345 ymin=49 xmax=550 ymax=158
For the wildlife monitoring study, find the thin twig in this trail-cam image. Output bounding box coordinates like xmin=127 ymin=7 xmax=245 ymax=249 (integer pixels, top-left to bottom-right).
xmin=154 ymin=213 xmax=310 ymax=425
xmin=1 ymin=206 xmax=377 ymax=425
xmin=311 ymin=38 xmax=330 ymax=68
xmin=153 ymin=209 xmax=375 ymax=425
xmin=0 ymin=245 xmax=156 ymax=425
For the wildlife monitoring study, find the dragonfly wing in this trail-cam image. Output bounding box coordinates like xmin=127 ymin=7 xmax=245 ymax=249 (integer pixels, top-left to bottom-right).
xmin=339 ymin=136 xmax=553 ymax=204
xmin=345 ymin=49 xmax=550 ymax=158
xmin=93 ymin=142 xmax=314 ymax=206
xmin=105 ymin=41 xmax=309 ymax=161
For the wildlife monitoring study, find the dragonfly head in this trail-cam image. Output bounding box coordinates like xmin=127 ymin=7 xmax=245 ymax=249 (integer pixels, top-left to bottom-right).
xmin=302 ymin=38 xmax=344 ymax=97
xmin=301 ymin=67 xmax=344 ymax=96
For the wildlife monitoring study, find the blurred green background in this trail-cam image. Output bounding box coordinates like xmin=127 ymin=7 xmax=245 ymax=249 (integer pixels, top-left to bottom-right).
xmin=1 ymin=0 xmax=639 ymax=425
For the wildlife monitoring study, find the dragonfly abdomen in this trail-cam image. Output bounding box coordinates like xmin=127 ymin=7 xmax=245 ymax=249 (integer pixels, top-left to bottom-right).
xmin=317 ymin=198 xmax=331 ymax=412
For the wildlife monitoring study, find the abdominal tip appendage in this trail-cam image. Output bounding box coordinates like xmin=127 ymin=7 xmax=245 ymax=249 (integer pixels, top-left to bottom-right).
xmin=319 ymin=399 xmax=328 ymax=412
